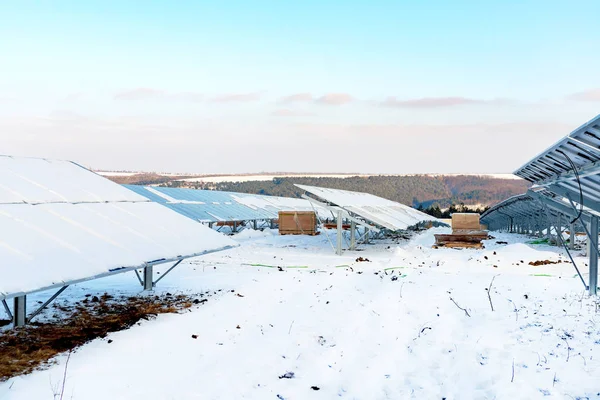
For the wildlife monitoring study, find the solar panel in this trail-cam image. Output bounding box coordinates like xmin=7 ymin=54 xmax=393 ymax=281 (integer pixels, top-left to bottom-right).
xmin=294 ymin=184 xmax=439 ymax=231
xmin=124 ymin=185 xmax=330 ymax=223
xmin=481 ymin=114 xmax=600 ymax=295
xmin=0 ymin=156 xmax=237 ymax=302
xmin=514 ymin=114 xmax=600 ymax=215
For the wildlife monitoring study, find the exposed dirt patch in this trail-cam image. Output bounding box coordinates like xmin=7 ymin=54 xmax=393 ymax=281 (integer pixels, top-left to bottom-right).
xmin=528 ymin=260 xmax=564 ymax=266
xmin=0 ymin=292 xmax=207 ymax=381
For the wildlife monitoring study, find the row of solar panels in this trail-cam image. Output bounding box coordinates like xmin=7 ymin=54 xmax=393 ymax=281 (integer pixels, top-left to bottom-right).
xmin=482 ymin=114 xmax=600 ymax=229
xmin=124 ymin=185 xmax=331 ymax=222
xmin=1 ymin=154 xmax=440 ymax=302
xmin=0 ymin=156 xmax=237 ymax=301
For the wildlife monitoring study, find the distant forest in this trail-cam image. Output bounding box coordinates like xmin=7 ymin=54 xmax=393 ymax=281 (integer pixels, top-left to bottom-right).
xmin=160 ymin=175 xmax=529 ymax=213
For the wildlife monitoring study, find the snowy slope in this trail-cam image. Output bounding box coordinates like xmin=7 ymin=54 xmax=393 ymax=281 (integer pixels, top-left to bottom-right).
xmin=1 ymin=228 xmax=599 ymax=399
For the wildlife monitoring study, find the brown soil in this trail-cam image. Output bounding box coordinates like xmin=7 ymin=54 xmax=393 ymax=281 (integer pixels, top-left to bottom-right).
xmin=0 ymin=292 xmax=206 ymax=381
xmin=528 ymin=260 xmax=563 ymax=266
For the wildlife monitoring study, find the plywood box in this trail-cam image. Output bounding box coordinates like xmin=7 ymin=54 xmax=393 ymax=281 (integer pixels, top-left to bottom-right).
xmin=452 ymin=213 xmax=480 ymax=231
xmin=278 ymin=211 xmax=318 ymax=235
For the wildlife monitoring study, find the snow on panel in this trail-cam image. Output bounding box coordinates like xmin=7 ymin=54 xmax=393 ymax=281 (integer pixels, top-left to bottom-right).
xmin=0 ymin=157 xmax=237 ymax=299
xmin=125 ymin=185 xmax=329 ymax=222
xmin=0 ymin=156 xmax=145 ymax=204
xmin=295 ymin=184 xmax=438 ymax=231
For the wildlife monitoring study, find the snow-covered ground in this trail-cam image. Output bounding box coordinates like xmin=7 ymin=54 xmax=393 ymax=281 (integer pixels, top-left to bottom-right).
xmin=1 ymin=227 xmax=599 ymax=400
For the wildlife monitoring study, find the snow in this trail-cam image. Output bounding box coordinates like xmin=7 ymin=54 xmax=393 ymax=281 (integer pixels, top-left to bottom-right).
xmin=0 ymin=156 xmax=237 ymax=299
xmin=1 ymin=228 xmax=599 ymax=399
xmin=0 ymin=156 xmax=144 ymax=204
xmin=127 ymin=185 xmax=331 ymax=222
xmin=296 ymin=184 xmax=440 ymax=231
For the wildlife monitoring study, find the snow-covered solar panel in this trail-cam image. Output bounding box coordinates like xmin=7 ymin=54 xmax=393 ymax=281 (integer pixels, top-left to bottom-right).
xmin=0 ymin=156 xmax=237 ymax=300
xmin=295 ymin=184 xmax=439 ymax=231
xmin=124 ymin=185 xmax=330 ymax=222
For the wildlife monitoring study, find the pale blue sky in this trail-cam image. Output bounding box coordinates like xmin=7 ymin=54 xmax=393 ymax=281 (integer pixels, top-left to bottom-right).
xmin=1 ymin=1 xmax=600 ymax=173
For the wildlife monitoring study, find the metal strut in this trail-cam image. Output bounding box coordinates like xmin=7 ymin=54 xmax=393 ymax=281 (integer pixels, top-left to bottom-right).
xmin=27 ymin=285 xmax=70 ymax=323
xmin=153 ymin=259 xmax=183 ymax=286
xmin=2 ymin=299 xmax=13 ymax=320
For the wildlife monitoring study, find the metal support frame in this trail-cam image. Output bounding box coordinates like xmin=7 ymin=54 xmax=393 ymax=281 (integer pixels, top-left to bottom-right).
xmin=153 ymin=259 xmax=183 ymax=286
xmin=350 ymin=221 xmax=357 ymax=250
xmin=336 ymin=210 xmax=343 ymax=256
xmin=2 ymin=299 xmax=13 ymax=321
xmin=589 ymin=216 xmax=598 ymax=295
xmin=27 ymin=285 xmax=69 ymax=323
xmin=143 ymin=265 xmax=154 ymax=291
xmin=13 ymin=296 xmax=26 ymax=327
xmin=570 ymin=222 xmax=576 ymax=249
xmin=139 ymin=259 xmax=184 ymax=290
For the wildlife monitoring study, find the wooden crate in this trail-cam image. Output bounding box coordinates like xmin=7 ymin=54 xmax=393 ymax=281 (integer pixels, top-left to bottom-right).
xmin=451 ymin=213 xmax=481 ymax=231
xmin=278 ymin=211 xmax=318 ymax=235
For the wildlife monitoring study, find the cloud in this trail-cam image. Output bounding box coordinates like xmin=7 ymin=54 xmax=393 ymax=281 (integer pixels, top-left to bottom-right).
xmin=114 ymin=88 xmax=166 ymax=101
xmin=315 ymin=93 xmax=354 ymax=105
xmin=271 ymin=109 xmax=314 ymax=117
xmin=211 ymin=92 xmax=261 ymax=103
xmin=379 ymin=96 xmax=511 ymax=108
xmin=168 ymin=92 xmax=204 ymax=102
xmin=114 ymin=88 xmax=203 ymax=102
xmin=278 ymin=93 xmax=313 ymax=104
xmin=568 ymin=89 xmax=600 ymax=102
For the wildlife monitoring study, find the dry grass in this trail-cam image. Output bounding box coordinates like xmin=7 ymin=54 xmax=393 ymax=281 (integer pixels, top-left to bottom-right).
xmin=0 ymin=292 xmax=203 ymax=381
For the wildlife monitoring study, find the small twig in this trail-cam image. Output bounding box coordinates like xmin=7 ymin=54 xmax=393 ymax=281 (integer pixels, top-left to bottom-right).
xmin=59 ymin=350 xmax=72 ymax=400
xmin=399 ymin=282 xmax=405 ymax=299
xmin=562 ymin=337 xmax=570 ymax=362
xmin=508 ymin=299 xmax=518 ymax=321
xmin=449 ymin=297 xmax=471 ymax=317
xmin=486 ymin=275 xmax=498 ymax=311
xmin=288 ymin=320 xmax=294 ymax=335
xmin=553 ymin=372 xmax=557 ymax=387
xmin=417 ymin=324 xmax=432 ymax=338
xmin=511 ymin=358 xmax=515 ymax=383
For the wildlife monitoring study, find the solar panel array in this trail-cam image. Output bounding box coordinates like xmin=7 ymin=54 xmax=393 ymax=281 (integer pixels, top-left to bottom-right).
xmin=480 ymin=114 xmax=600 ymax=295
xmin=124 ymin=185 xmax=330 ymax=223
xmin=295 ymin=184 xmax=439 ymax=231
xmin=482 ymin=114 xmax=600 ymax=229
xmin=0 ymin=156 xmax=237 ymax=300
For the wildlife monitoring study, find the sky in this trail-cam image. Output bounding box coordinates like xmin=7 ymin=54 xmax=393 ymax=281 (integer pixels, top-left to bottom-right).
xmin=2 ymin=0 xmax=600 ymax=174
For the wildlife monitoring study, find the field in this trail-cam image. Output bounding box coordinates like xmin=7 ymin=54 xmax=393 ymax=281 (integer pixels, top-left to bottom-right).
xmin=1 ymin=227 xmax=599 ymax=399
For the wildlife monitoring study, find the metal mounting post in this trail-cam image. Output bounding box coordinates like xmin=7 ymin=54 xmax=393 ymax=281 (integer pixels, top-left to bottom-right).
xmin=13 ymin=295 xmax=26 ymax=327
xmin=570 ymin=222 xmax=575 ymax=250
xmin=589 ymin=215 xmax=598 ymax=296
xmin=143 ymin=266 xmax=154 ymax=291
xmin=336 ymin=210 xmax=343 ymax=255
xmin=253 ymin=220 xmax=258 ymax=230
xmin=350 ymin=221 xmax=356 ymax=250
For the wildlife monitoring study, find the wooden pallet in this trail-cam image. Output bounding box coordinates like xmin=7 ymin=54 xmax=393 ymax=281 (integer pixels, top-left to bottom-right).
xmin=434 ymin=242 xmax=484 ymax=249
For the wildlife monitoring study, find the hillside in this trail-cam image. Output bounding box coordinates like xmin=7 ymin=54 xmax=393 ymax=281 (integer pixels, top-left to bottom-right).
xmin=161 ymin=175 xmax=530 ymax=209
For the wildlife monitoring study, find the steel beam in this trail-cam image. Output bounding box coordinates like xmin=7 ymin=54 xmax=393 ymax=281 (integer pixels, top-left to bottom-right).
xmin=590 ymin=216 xmax=598 ymax=296
xmin=336 ymin=210 xmax=343 ymax=255
xmin=143 ymin=266 xmax=154 ymax=291
xmin=350 ymin=221 xmax=356 ymax=250
xmin=153 ymin=259 xmax=183 ymax=286
xmin=13 ymin=296 xmax=26 ymax=327
xmin=27 ymin=286 xmax=69 ymax=323
xmin=2 ymin=299 xmax=13 ymax=320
